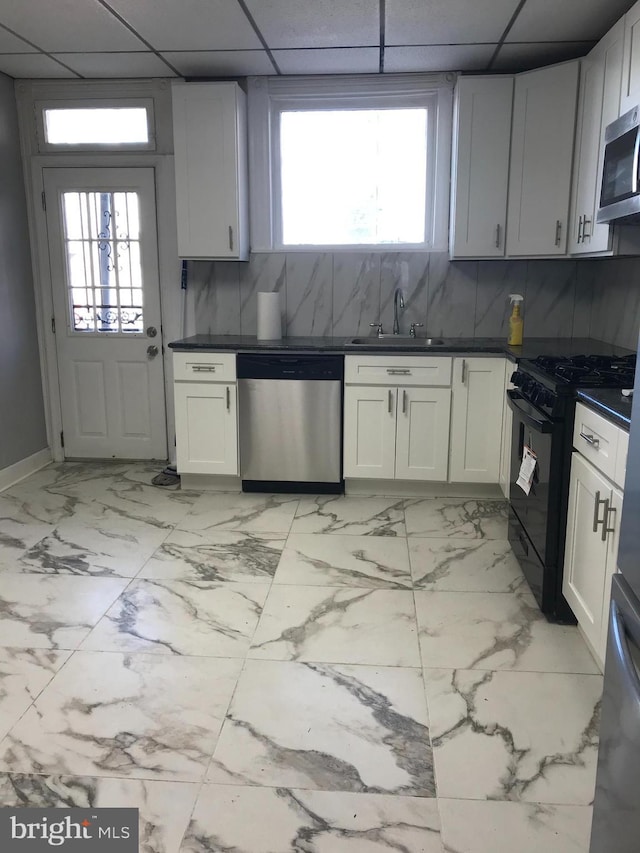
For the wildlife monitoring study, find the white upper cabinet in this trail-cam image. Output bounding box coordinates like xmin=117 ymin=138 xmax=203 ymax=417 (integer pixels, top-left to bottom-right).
xmin=569 ymin=20 xmax=623 ymax=256
xmin=506 ymin=61 xmax=579 ymax=257
xmin=620 ymin=0 xmax=640 ymax=115
xmin=172 ymin=81 xmax=249 ymax=260
xmin=450 ymin=76 xmax=514 ymax=259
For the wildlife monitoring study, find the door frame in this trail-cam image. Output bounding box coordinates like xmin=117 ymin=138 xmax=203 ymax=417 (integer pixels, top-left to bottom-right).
xmin=25 ymin=153 xmax=180 ymax=462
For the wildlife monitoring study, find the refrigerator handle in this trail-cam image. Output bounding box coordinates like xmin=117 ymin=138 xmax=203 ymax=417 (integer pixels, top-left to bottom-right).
xmin=611 ymin=599 xmax=640 ymax=699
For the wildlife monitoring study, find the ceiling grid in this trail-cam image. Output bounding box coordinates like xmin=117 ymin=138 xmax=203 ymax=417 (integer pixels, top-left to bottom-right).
xmin=0 ymin=0 xmax=634 ymax=79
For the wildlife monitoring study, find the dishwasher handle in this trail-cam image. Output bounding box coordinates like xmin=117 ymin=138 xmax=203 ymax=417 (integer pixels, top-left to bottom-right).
xmin=237 ymin=353 xmax=344 ymax=380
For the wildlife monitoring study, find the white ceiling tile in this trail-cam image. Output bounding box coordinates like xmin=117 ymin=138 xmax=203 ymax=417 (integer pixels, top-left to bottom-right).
xmin=105 ymin=0 xmax=262 ymax=51
xmin=53 ymin=52 xmax=176 ymax=78
xmin=0 ymin=0 xmax=144 ymax=52
xmin=492 ymin=42 xmax=593 ymax=72
xmin=0 ymin=26 xmax=36 ymax=53
xmin=163 ymin=51 xmax=275 ymax=77
xmin=507 ymin=0 xmax=633 ymax=43
xmin=243 ymin=0 xmax=379 ymax=49
xmin=384 ymin=44 xmax=495 ymax=73
xmin=0 ymin=53 xmax=78 ymax=78
xmin=274 ymin=48 xmax=379 ymax=75
xmin=386 ymin=0 xmax=519 ymax=46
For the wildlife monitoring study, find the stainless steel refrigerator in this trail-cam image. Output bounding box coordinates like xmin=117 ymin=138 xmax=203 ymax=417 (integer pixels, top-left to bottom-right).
xmin=590 ymin=342 xmax=640 ymax=853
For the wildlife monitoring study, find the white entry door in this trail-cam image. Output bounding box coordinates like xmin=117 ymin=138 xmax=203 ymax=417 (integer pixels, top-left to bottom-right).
xmin=44 ymin=167 xmax=167 ymax=459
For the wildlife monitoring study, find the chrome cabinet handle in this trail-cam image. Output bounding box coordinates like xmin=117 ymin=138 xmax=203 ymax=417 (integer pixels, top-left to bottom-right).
xmin=583 ymin=216 xmax=592 ymax=241
xmin=580 ymin=431 xmax=599 ymax=448
xmin=461 ymin=359 xmax=467 ymax=384
xmin=228 ymin=225 xmax=234 ymax=252
xmin=387 ymin=368 xmax=411 ymax=375
xmin=593 ymin=490 xmax=608 ymax=533
xmin=602 ymin=502 xmax=616 ymax=542
xmin=577 ymin=215 xmax=584 ymax=244
xmin=388 ymin=389 xmax=394 ymax=414
xmin=555 ymin=220 xmax=562 ymax=246
xmin=495 ymin=223 xmax=501 ymax=248
xmin=226 ymin=386 xmax=231 ymax=411
xmin=402 ymin=389 xmax=407 ymax=414
xmin=192 ymin=365 xmax=217 ymax=372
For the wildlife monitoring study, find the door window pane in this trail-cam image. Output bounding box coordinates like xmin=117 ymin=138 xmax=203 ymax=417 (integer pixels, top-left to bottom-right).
xmin=61 ymin=191 xmax=144 ymax=334
xmin=280 ymin=108 xmax=428 ymax=245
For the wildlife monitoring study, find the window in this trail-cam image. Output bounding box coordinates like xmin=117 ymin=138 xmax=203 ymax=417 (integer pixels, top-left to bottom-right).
xmin=44 ymin=107 xmax=149 ymax=146
xmin=36 ymin=98 xmax=155 ymax=150
xmin=61 ymin=190 xmax=144 ymax=334
xmin=248 ymin=74 xmax=454 ymax=251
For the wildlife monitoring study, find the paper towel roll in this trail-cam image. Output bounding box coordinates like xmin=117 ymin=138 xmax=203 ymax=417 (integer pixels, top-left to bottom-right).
xmin=257 ymin=291 xmax=282 ymax=340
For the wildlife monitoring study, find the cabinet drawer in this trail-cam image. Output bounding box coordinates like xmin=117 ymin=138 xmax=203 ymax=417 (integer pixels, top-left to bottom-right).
xmin=615 ymin=428 xmax=629 ymax=489
xmin=573 ymin=402 xmax=619 ymax=480
xmin=345 ymin=355 xmax=452 ymax=386
xmin=174 ymin=352 xmax=236 ymax=382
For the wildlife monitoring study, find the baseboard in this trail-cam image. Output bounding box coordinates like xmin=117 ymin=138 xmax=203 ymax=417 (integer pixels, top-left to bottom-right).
xmin=0 ymin=447 xmax=52 ymax=493
xmin=345 ymin=479 xmax=504 ymax=498
xmin=180 ymin=474 xmax=242 ymax=492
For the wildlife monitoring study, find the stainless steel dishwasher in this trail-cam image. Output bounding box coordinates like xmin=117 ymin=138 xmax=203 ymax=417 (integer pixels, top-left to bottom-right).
xmin=237 ymin=353 xmax=344 ymax=493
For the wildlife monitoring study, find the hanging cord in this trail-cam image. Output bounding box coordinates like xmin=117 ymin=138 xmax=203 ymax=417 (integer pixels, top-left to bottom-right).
xmin=153 ymin=260 xmax=188 ymax=487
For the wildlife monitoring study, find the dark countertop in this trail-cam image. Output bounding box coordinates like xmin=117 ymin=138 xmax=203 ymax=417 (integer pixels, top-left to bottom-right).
xmin=577 ymin=389 xmax=634 ymax=431
xmin=169 ymin=334 xmax=634 ymax=362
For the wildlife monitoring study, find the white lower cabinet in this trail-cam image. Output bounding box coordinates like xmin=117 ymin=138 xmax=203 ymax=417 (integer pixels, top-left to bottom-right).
xmin=173 ymin=352 xmax=238 ymax=476
xmin=563 ymin=449 xmax=624 ymax=669
xmin=343 ymin=384 xmax=451 ymax=481
xmin=343 ymin=354 xmax=505 ymax=484
xmin=449 ymin=357 xmax=505 ymax=483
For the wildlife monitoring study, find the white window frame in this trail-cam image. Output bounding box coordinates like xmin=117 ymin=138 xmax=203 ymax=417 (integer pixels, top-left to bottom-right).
xmin=35 ymin=97 xmax=157 ymax=153
xmin=248 ymin=73 xmax=455 ymax=252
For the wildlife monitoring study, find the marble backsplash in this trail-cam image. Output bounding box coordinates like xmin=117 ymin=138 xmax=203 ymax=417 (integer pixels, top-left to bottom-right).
xmin=587 ymin=256 xmax=640 ymax=351
xmin=185 ymin=251 xmax=602 ymax=342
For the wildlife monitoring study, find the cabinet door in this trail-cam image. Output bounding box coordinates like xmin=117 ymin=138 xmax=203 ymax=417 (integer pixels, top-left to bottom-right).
xmin=343 ymin=386 xmax=396 ymax=479
xmin=507 ymin=61 xmax=579 ymax=256
xmin=450 ymin=76 xmax=513 ymax=258
xmin=395 ymin=387 xmax=451 ymax=481
xmin=563 ymin=452 xmax=612 ymax=656
xmin=621 ymin=0 xmax=640 ymax=115
xmin=598 ymin=487 xmax=624 ymax=666
xmin=174 ymin=382 xmax=238 ymax=475
xmin=499 ymin=360 xmax=514 ymax=498
xmin=172 ymin=82 xmax=248 ymax=260
xmin=449 ymin=358 xmax=505 ymax=483
xmin=570 ymin=21 xmax=623 ymax=256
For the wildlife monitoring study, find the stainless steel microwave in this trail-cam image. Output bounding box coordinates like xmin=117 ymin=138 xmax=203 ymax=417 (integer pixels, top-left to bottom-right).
xmin=597 ymin=105 xmax=640 ymax=224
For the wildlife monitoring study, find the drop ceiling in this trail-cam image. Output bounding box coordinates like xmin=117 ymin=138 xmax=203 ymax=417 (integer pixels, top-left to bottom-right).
xmin=0 ymin=0 xmax=634 ymax=80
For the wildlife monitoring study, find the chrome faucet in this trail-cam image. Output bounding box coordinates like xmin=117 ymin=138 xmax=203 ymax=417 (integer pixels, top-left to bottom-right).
xmin=393 ymin=288 xmax=405 ymax=335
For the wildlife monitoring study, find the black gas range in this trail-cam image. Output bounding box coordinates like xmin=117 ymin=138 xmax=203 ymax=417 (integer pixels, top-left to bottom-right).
xmin=507 ymin=353 xmax=635 ymax=622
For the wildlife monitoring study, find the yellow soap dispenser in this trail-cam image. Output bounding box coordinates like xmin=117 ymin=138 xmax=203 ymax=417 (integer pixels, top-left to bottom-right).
xmin=508 ymin=294 xmax=524 ymax=346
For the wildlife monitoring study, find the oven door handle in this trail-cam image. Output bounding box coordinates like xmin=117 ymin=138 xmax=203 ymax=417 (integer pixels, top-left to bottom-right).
xmin=506 ymin=390 xmax=555 ymax=433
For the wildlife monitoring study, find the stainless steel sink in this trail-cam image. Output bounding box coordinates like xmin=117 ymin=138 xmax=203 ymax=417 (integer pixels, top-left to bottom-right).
xmin=349 ymin=336 xmax=445 ymax=346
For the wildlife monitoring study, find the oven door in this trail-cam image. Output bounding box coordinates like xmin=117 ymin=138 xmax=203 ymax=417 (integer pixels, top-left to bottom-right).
xmin=506 ymin=390 xmax=559 ymax=565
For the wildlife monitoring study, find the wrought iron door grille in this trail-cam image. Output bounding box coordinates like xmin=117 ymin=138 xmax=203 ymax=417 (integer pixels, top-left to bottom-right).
xmin=61 ymin=191 xmax=144 ymax=334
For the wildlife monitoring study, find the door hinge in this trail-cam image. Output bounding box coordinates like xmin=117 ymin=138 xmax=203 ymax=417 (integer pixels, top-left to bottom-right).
xmin=60 ymin=431 xmax=64 ymax=448
xmin=51 ymin=317 xmax=56 ymax=334
xmin=41 ymin=190 xmax=46 ymax=211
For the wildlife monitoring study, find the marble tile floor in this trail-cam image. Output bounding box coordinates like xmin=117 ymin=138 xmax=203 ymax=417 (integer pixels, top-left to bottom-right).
xmin=0 ymin=462 xmax=601 ymax=852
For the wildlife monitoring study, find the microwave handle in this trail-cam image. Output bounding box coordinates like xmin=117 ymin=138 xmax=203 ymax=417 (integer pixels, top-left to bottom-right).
xmin=633 ymin=128 xmax=640 ymax=194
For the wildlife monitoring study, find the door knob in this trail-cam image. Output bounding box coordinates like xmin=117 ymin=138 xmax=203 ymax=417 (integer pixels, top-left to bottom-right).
xmin=147 ymin=345 xmax=159 ymax=358
xmin=146 ymin=326 xmax=157 ymax=338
